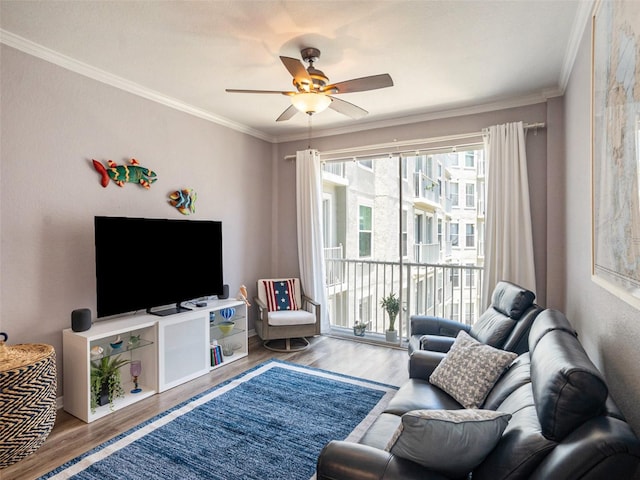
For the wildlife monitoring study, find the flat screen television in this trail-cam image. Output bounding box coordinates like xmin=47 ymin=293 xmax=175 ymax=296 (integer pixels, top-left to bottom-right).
xmin=95 ymin=216 xmax=224 ymax=318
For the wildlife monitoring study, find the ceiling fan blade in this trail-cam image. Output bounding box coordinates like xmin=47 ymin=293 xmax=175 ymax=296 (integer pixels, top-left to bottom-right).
xmin=276 ymin=105 xmax=298 ymax=122
xmin=322 ymin=73 xmax=394 ymax=94
xmin=225 ymin=89 xmax=294 ymax=95
xmin=328 ymin=96 xmax=368 ymax=119
xmin=279 ymin=56 xmax=312 ymax=82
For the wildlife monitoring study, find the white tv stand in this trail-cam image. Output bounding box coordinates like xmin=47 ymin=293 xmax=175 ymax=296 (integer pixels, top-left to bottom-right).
xmin=63 ymin=299 xmax=247 ymax=423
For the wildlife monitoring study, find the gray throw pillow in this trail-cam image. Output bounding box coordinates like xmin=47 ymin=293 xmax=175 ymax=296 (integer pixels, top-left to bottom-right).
xmin=386 ymin=409 xmax=511 ymax=477
xmin=429 ymin=331 xmax=517 ymax=408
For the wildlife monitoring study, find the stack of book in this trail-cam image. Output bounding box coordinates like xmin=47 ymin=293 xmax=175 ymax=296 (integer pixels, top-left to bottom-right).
xmin=210 ymin=344 xmax=224 ymax=366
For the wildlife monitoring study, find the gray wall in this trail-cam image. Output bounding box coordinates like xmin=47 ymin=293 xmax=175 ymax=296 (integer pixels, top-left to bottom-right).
xmin=0 ymin=45 xmax=274 ymax=395
xmin=563 ymin=19 xmax=640 ymax=434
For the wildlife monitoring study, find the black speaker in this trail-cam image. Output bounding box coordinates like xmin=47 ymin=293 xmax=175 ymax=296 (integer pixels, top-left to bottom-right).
xmin=71 ymin=308 xmax=92 ymax=332
xmin=219 ymin=284 xmax=229 ymax=300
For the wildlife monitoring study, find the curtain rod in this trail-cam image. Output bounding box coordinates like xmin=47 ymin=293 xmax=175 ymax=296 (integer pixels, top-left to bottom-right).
xmin=284 ymin=122 xmax=546 ymax=161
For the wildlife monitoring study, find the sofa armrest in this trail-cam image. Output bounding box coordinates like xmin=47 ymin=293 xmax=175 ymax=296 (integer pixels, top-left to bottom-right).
xmin=420 ymin=335 xmax=455 ymax=353
xmin=317 ymin=441 xmax=451 ymax=480
xmin=409 ymin=350 xmax=446 ymax=380
xmin=254 ymin=296 xmax=267 ymax=321
xmin=410 ymin=315 xmax=471 ymax=337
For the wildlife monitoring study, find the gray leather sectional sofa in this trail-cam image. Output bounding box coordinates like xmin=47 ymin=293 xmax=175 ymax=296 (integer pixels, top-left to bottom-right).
xmin=317 ymin=309 xmax=640 ymax=479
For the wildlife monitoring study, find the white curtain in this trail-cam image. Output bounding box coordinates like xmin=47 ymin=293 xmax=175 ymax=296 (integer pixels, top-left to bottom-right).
xmin=296 ymin=149 xmax=329 ymax=333
xmin=482 ymin=122 xmax=536 ymax=307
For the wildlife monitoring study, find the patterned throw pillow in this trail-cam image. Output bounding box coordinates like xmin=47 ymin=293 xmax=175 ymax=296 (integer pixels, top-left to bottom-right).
xmin=386 ymin=409 xmax=511 ymax=477
xmin=263 ymin=279 xmax=299 ymax=312
xmin=429 ymin=331 xmax=517 ymax=408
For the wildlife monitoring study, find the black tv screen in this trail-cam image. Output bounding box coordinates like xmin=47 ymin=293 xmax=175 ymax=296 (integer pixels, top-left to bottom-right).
xmin=95 ymin=216 xmax=224 ymax=318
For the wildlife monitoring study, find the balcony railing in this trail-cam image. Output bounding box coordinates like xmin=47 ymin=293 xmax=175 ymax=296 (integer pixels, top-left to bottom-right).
xmin=413 ymin=242 xmax=440 ymax=263
xmin=413 ymin=172 xmax=440 ymax=203
xmin=324 ymin=254 xmax=483 ymax=342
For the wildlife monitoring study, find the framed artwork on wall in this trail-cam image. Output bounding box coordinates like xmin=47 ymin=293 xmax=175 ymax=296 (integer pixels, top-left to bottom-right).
xmin=591 ymin=0 xmax=640 ymax=310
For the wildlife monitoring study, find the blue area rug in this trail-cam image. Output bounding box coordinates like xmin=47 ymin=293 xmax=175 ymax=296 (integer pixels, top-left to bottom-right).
xmin=42 ymin=360 xmax=398 ymax=480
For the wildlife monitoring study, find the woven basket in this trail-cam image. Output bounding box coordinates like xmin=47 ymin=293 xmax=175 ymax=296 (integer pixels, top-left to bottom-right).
xmin=0 ymin=344 xmax=57 ymax=469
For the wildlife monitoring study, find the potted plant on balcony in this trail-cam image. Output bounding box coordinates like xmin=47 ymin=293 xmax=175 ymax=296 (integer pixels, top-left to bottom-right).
xmin=380 ymin=292 xmax=400 ymax=342
xmin=353 ymin=321 xmax=369 ymax=337
xmin=90 ymin=354 xmax=130 ymax=412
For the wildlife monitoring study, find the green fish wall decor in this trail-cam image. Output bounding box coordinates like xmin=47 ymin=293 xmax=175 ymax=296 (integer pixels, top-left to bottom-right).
xmin=93 ymin=158 xmax=157 ymax=189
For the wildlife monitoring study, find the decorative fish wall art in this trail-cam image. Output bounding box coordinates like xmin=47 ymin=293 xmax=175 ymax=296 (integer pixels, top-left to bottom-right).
xmin=92 ymin=158 xmax=157 ymax=189
xmin=168 ymin=188 xmax=197 ymax=215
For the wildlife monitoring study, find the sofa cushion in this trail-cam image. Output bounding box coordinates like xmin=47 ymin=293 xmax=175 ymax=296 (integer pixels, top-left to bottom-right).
xmin=470 ymin=308 xmax=517 ymax=347
xmin=531 ymin=329 xmax=608 ymax=441
xmin=429 ymin=331 xmax=518 ymax=408
xmin=490 ymin=280 xmax=535 ymax=319
xmin=385 ymin=378 xmax=463 ymax=415
xmin=386 ymin=409 xmax=511 ymax=478
xmin=358 ymin=413 xmax=402 ymax=450
xmin=483 ymin=353 xmax=531 ymax=410
xmin=473 ymin=403 xmax=557 ymax=480
xmin=266 ymin=309 xmax=316 ymax=326
xmin=528 ymin=308 xmax=577 ymax=353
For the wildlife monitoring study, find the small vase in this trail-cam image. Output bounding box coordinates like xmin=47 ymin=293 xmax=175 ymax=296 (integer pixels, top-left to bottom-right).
xmin=353 ymin=324 xmax=367 ymax=337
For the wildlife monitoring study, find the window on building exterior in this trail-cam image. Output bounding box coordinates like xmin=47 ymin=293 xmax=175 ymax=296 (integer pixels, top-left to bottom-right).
xmin=465 ymin=151 xmax=475 ymax=168
xmin=451 ymin=222 xmax=459 ymax=247
xmin=451 ymin=303 xmax=460 ymax=321
xmin=322 ymin=197 xmax=331 ymax=247
xmin=358 ymin=159 xmax=373 ymax=170
xmin=465 ymin=183 xmax=475 ymax=208
xmin=465 ymin=302 xmax=474 ymax=323
xmin=415 ymin=214 xmax=423 ymax=244
xmin=402 ymin=209 xmax=408 ymax=257
xmin=465 ymin=266 xmax=475 ymax=287
xmin=466 ymin=224 xmax=475 ymax=247
xmin=359 ymin=295 xmax=371 ymax=323
xmin=451 ymin=268 xmax=460 ymax=287
xmin=359 ymin=205 xmax=372 ymax=257
xmin=451 ymin=182 xmax=459 ymax=206
xmin=437 ymin=219 xmax=443 ymax=248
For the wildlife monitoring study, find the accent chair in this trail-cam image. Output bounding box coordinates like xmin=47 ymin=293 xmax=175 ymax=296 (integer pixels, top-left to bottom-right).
xmin=254 ymin=278 xmax=321 ymax=352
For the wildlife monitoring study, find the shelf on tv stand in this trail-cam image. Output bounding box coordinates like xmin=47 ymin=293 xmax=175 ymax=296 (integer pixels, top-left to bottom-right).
xmin=63 ymin=299 xmax=248 ymax=423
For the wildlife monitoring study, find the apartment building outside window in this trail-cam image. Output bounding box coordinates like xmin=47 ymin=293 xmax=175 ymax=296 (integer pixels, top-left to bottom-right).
xmin=465 ymin=183 xmax=475 ymax=208
xmin=465 ymin=151 xmax=475 ymax=168
xmin=320 ymin=145 xmax=485 ymax=338
xmin=402 ymin=209 xmax=408 ymax=257
xmin=451 ymin=222 xmax=459 ymax=247
xmin=451 ymin=182 xmax=459 ymax=206
xmin=359 ymin=205 xmax=372 ymax=257
xmin=466 ymin=224 xmax=475 ymax=247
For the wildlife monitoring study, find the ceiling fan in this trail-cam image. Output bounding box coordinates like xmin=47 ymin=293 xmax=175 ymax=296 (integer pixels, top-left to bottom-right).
xmin=225 ymin=47 xmax=394 ymax=122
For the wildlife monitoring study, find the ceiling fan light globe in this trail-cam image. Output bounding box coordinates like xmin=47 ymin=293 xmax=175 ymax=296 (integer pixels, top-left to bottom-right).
xmin=291 ymin=92 xmax=331 ymax=115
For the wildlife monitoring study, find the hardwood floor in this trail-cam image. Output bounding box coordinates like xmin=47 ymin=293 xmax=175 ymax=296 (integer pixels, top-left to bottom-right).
xmin=3 ymin=335 xmax=409 ymax=480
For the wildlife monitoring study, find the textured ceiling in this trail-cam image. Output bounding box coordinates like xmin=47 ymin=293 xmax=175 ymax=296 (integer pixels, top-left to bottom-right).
xmin=0 ymin=1 xmax=590 ymax=142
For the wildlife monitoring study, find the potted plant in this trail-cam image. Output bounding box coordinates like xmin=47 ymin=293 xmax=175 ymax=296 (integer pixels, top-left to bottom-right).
xmin=380 ymin=292 xmax=400 ymax=342
xmin=90 ymin=354 xmax=130 ymax=412
xmin=353 ymin=321 xmax=369 ymax=337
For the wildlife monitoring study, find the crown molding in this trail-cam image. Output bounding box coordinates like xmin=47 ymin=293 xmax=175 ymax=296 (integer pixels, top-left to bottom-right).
xmin=0 ymin=29 xmax=276 ymax=143
xmin=274 ymin=92 xmax=554 ymax=144
xmin=558 ymin=0 xmax=595 ymax=93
